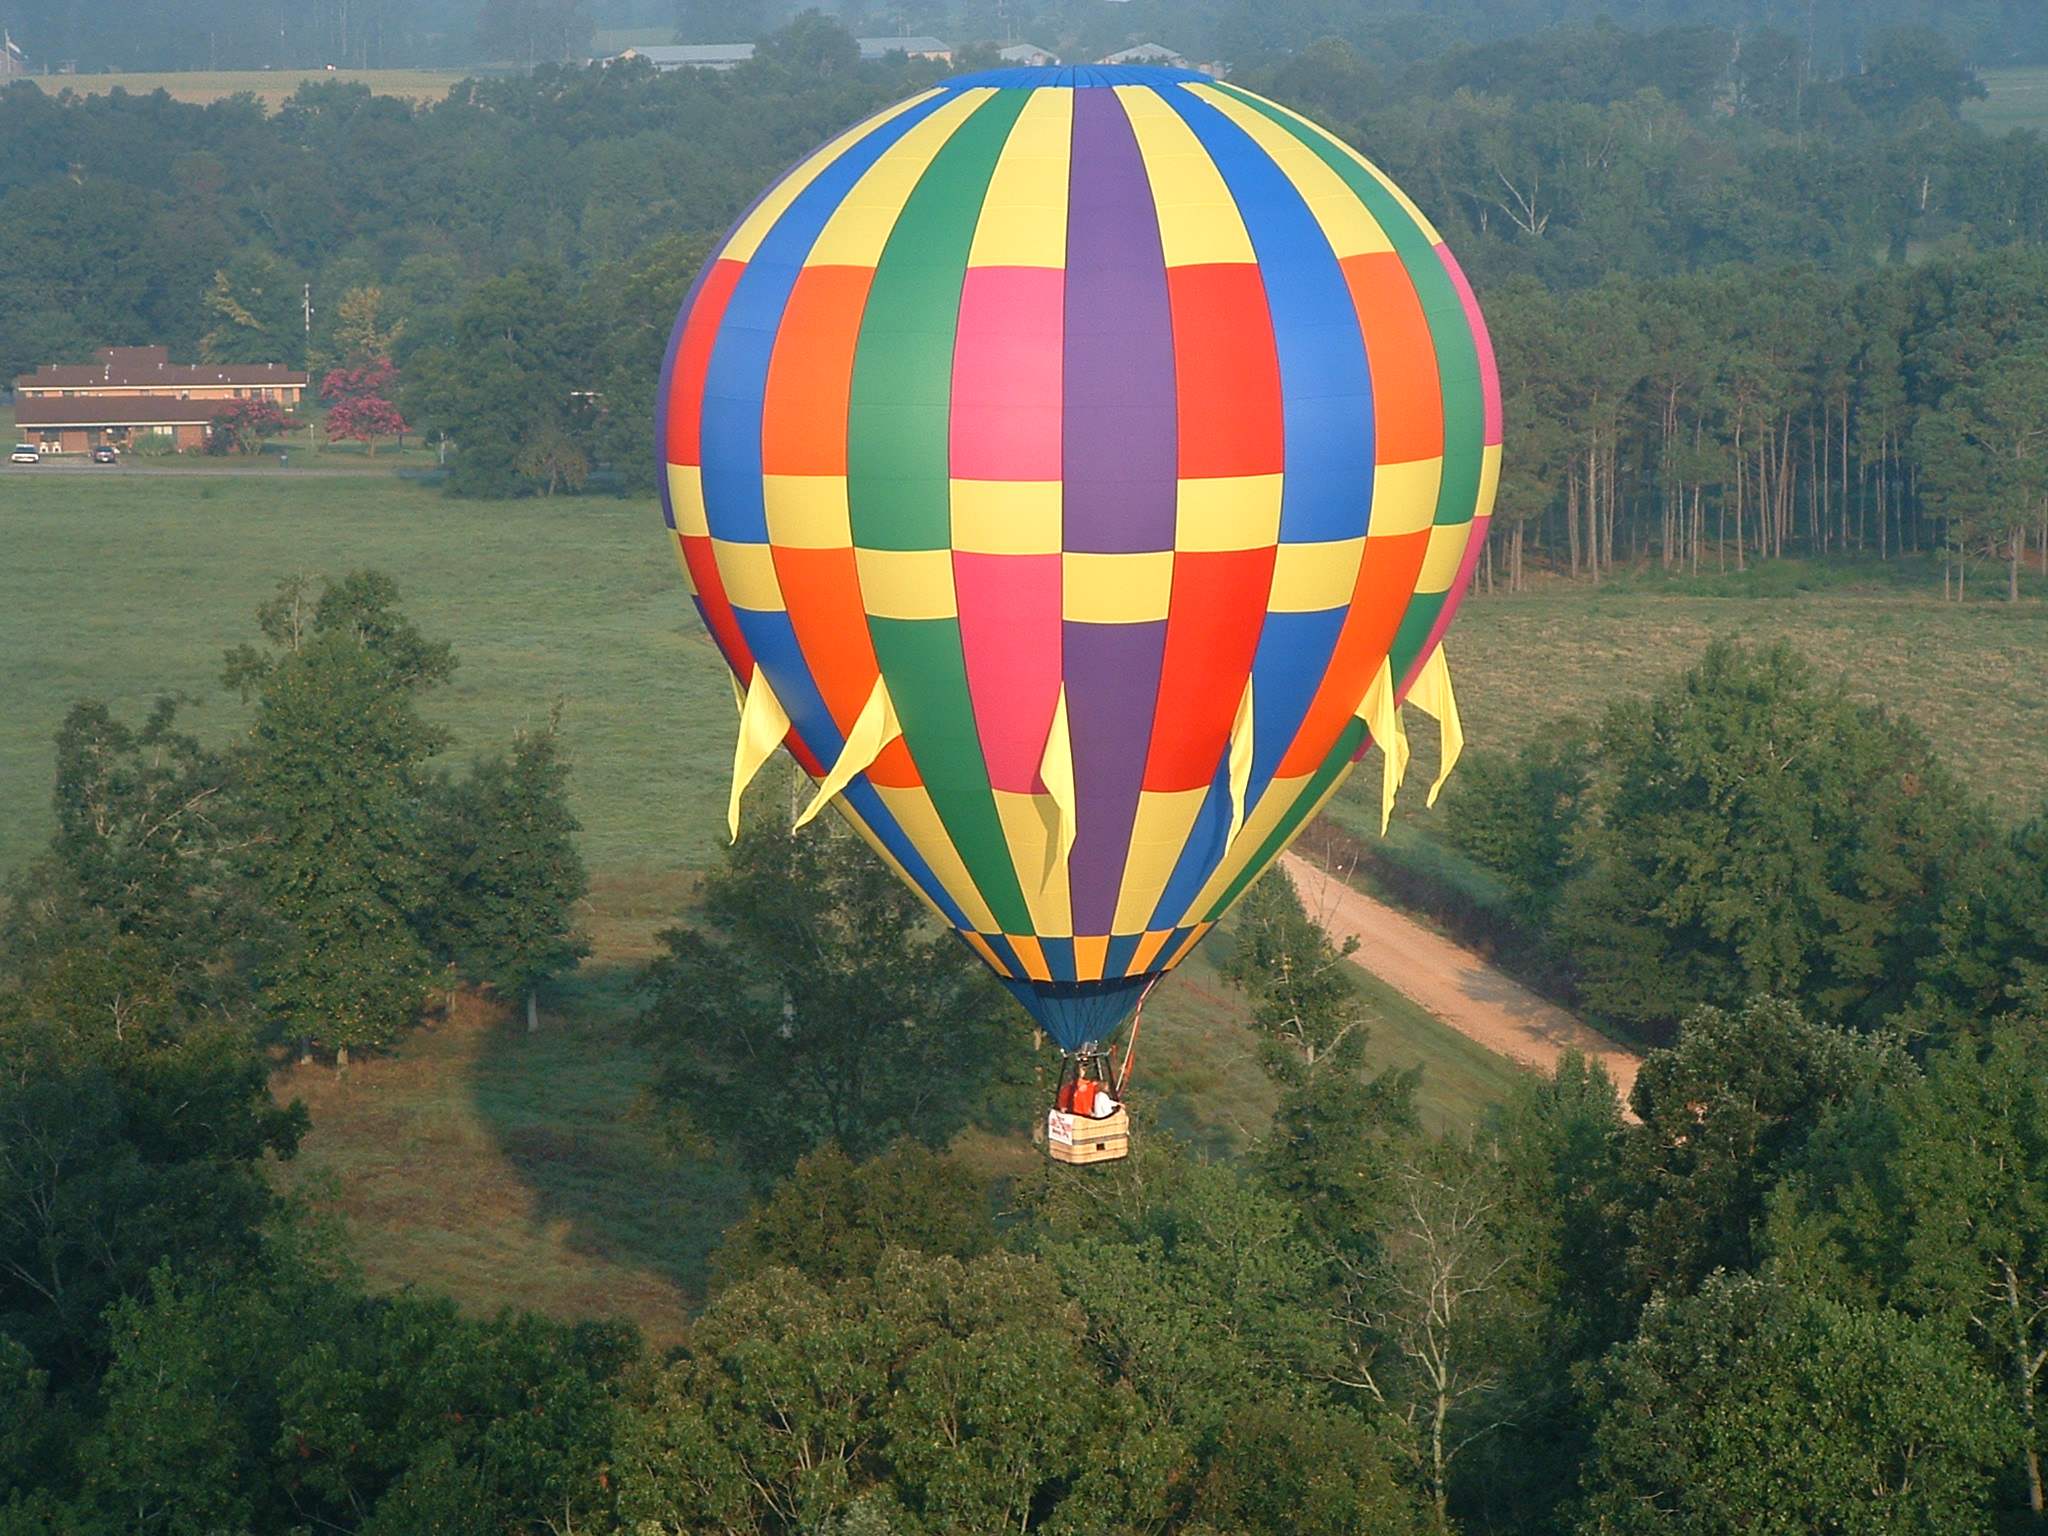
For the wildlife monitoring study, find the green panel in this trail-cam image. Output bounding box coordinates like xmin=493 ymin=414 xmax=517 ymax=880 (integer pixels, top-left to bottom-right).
xmin=1203 ymin=717 xmax=1367 ymax=923
xmin=1212 ymin=84 xmax=1486 ymax=534
xmin=871 ymin=617 xmax=1032 ymax=932
xmin=848 ymin=88 xmax=1030 ymax=550
xmin=847 ymin=88 xmax=1034 ymax=935
xmin=1386 ymin=591 xmax=1446 ymax=695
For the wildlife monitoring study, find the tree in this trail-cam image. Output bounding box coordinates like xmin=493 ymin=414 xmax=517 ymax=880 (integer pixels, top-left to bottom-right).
xmin=639 ymin=785 xmax=1030 ymax=1178
xmin=421 ymin=717 xmax=589 ymax=1025
xmin=1913 ymin=341 xmax=2048 ymax=603
xmin=709 ymin=1141 xmax=994 ymax=1293
xmin=329 ymin=285 xmax=405 ymax=366
xmin=321 ymin=360 xmax=407 ymax=456
xmin=1773 ymin=1018 xmax=2048 ymax=1514
xmin=1621 ymin=997 xmax=1907 ymax=1303
xmin=199 ymin=250 xmax=304 ymax=367
xmin=205 ymin=396 xmax=288 ymax=455
xmin=1553 ymin=642 xmax=1981 ymax=1038
xmin=1219 ymin=867 xmax=1369 ymax=1085
xmin=474 ymin=0 xmax=593 ymax=64
xmin=1576 ymin=1273 xmax=2013 ymax=1536
xmin=227 ymin=573 xmax=454 ymax=1061
xmin=1439 ymin=719 xmax=1595 ymax=927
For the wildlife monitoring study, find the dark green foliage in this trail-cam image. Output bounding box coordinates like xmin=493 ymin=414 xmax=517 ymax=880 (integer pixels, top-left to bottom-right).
xmin=641 ymin=789 xmax=1031 ymax=1178
xmin=422 ymin=718 xmax=590 ymax=1008
xmin=1620 ymin=997 xmax=1907 ymax=1301
xmin=229 ymin=576 xmax=453 ymax=1055
xmin=1552 ymin=642 xmax=1980 ymax=1038
xmin=1186 ymin=1403 xmax=1422 ymax=1536
xmin=1575 ymin=1273 xmax=2013 ymax=1536
xmin=1219 ymin=868 xmax=1369 ymax=1086
xmin=710 ymin=1141 xmax=994 ymax=1292
xmin=1440 ymin=719 xmax=1595 ymax=926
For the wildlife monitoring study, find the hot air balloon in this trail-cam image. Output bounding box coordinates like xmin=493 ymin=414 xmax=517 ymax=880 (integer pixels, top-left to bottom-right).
xmin=658 ymin=64 xmax=1500 ymax=1161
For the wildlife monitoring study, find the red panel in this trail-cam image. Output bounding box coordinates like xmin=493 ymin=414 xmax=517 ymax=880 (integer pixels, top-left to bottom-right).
xmin=762 ymin=265 xmax=872 ymax=478
xmin=1341 ymin=252 xmax=1442 ymax=466
xmin=771 ymin=545 xmax=918 ymax=788
xmin=665 ymin=259 xmax=745 ymax=468
xmin=1275 ymin=528 xmax=1430 ymax=778
xmin=1141 ymin=546 xmax=1277 ymax=794
xmin=1167 ymin=263 xmax=1283 ymax=480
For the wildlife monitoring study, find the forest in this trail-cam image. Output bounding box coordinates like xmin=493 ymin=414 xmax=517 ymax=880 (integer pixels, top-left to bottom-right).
xmin=8 ymin=13 xmax=2048 ymax=1535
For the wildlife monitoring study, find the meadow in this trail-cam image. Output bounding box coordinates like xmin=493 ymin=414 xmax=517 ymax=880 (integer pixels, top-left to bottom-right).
xmin=1966 ymin=65 xmax=2048 ymax=136
xmin=7 ymin=469 xmax=2042 ymax=1316
xmin=22 ymin=68 xmax=468 ymax=110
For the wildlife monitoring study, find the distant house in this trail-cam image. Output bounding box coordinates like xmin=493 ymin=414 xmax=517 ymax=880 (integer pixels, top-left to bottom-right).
xmin=12 ymin=346 xmax=307 ymax=454
xmin=612 ymin=43 xmax=755 ymax=70
xmin=999 ymin=43 xmax=1059 ymax=66
xmin=1098 ymin=43 xmax=1187 ymax=66
xmin=858 ymin=35 xmax=953 ymax=62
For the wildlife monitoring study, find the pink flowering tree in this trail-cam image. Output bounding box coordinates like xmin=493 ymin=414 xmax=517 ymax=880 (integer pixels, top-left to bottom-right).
xmin=206 ymin=398 xmax=291 ymax=455
xmin=321 ymin=361 xmax=408 ymax=456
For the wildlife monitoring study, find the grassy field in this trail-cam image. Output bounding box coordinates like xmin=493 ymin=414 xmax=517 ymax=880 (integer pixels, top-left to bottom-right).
xmin=1966 ymin=67 xmax=2048 ymax=136
xmin=12 ymin=471 xmax=2045 ymax=1327
xmin=23 ymin=69 xmax=467 ymax=110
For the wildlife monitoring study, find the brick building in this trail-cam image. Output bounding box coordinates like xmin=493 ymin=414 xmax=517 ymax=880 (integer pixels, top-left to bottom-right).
xmin=11 ymin=347 xmax=307 ymax=453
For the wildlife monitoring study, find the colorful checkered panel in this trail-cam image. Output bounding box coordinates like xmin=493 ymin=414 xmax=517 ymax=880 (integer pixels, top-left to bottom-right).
xmin=658 ymin=65 xmax=1501 ymax=1050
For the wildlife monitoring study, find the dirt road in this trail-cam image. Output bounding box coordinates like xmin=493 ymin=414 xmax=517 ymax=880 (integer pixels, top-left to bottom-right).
xmin=1281 ymin=852 xmax=1641 ymax=1110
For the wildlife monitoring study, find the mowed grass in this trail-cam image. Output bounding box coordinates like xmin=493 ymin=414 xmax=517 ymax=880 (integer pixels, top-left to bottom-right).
xmin=0 ymin=473 xmax=734 ymax=876
xmin=24 ymin=69 xmax=467 ymax=110
xmin=1967 ymin=67 xmax=2048 ymax=136
xmin=1331 ymin=561 xmax=2048 ymax=836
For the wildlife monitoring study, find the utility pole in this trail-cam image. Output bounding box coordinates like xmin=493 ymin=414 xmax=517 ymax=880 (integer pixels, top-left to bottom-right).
xmin=303 ymin=283 xmax=313 ymax=340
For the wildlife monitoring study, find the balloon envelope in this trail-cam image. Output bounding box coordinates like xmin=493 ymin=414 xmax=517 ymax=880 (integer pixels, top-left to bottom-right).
xmin=659 ymin=65 xmax=1500 ymax=1050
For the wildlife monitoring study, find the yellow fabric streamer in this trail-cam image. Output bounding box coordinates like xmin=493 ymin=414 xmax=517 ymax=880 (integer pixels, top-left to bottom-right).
xmin=1356 ymin=656 xmax=1411 ymax=834
xmin=1038 ymin=685 xmax=1077 ymax=878
xmin=794 ymin=675 xmax=902 ymax=830
xmin=1404 ymin=644 xmax=1465 ymax=807
xmin=728 ymin=665 xmax=791 ymax=842
xmin=1226 ymin=678 xmax=1255 ymax=848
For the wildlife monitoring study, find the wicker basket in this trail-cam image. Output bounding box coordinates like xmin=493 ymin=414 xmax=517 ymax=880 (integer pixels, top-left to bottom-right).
xmin=1047 ymin=1106 xmax=1130 ymax=1165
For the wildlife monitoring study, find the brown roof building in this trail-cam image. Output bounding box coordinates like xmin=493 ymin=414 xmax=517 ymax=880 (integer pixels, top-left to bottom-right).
xmin=11 ymin=346 xmax=306 ymax=453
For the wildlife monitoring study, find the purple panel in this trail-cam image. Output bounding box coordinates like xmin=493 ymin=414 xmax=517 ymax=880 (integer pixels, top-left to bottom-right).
xmin=1065 ymin=618 xmax=1168 ymax=932
xmin=1062 ymin=87 xmax=1177 ymax=555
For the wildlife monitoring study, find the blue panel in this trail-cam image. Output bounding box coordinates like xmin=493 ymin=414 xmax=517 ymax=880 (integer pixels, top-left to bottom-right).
xmin=840 ymin=779 xmax=974 ymax=930
xmin=697 ymin=91 xmax=953 ymax=544
xmin=1104 ymin=931 xmax=1143 ymax=980
xmin=1248 ymin=606 xmax=1350 ymax=797
xmin=1000 ymin=975 xmax=1154 ymax=1051
xmin=1154 ymin=84 xmax=1376 ymax=545
xmin=948 ymin=65 xmax=1212 ymax=89
xmin=1040 ymin=936 xmax=1077 ymax=983
xmin=1146 ymin=761 xmax=1231 ymax=931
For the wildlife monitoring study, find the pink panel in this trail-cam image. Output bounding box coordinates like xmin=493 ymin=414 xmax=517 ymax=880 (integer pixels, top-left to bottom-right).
xmin=950 ymin=265 xmax=1065 ymax=481
xmin=954 ymin=551 xmax=1062 ymax=794
xmin=1438 ymin=242 xmax=1502 ymax=446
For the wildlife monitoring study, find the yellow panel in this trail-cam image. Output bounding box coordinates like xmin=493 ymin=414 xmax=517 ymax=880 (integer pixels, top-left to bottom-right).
xmin=764 ymin=474 xmax=852 ymax=548
xmin=1269 ymin=538 xmax=1366 ymax=613
xmin=1116 ymin=85 xmax=1258 ymax=267
xmin=722 ymin=89 xmax=942 ymax=262
xmin=952 ymin=479 xmax=1063 ymax=554
xmin=1417 ymin=520 xmax=1473 ymax=594
xmin=873 ymin=783 xmax=1001 ymax=933
xmin=1074 ymin=935 xmax=1109 ymax=982
xmin=1187 ymin=767 xmax=1315 ymax=917
xmin=1475 ymin=442 xmax=1502 ymax=524
xmin=1176 ymin=474 xmax=1283 ymax=551
xmin=992 ymin=788 xmax=1074 ymax=938
xmin=1112 ymin=787 xmax=1211 ymax=934
xmin=711 ymin=539 xmax=784 ymax=611
xmin=667 ymin=526 xmax=698 ymax=597
xmin=667 ymin=463 xmax=709 ymax=538
xmin=1131 ymin=929 xmax=1174 ymax=972
xmin=967 ymin=86 xmax=1073 ymax=268
xmin=1188 ymin=84 xmax=1394 ymax=259
xmin=1251 ymin=92 xmax=1447 ymax=244
xmin=1368 ymin=457 xmax=1441 ymax=538
xmin=1063 ymin=551 xmax=1174 ymax=623
xmin=856 ymin=547 xmax=958 ymax=620
xmin=1008 ymin=933 xmax=1054 ymax=983
xmin=807 ymin=89 xmax=994 ymax=267
xmin=831 ymin=799 xmax=952 ymax=926
xmin=1160 ymin=921 xmax=1215 ymax=970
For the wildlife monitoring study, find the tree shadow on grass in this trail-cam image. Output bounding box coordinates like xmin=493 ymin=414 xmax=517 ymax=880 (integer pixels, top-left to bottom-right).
xmin=464 ymin=957 xmax=748 ymax=1309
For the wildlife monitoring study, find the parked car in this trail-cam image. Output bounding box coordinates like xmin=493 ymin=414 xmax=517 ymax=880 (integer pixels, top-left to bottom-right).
xmin=10 ymin=444 xmax=38 ymax=464
xmin=90 ymin=444 xmax=117 ymax=463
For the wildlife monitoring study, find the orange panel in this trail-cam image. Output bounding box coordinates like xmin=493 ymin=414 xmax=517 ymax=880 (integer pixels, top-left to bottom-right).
xmin=1341 ymin=252 xmax=1442 ymax=467
xmin=771 ymin=544 xmax=919 ymax=786
xmin=761 ymin=265 xmax=873 ymax=477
